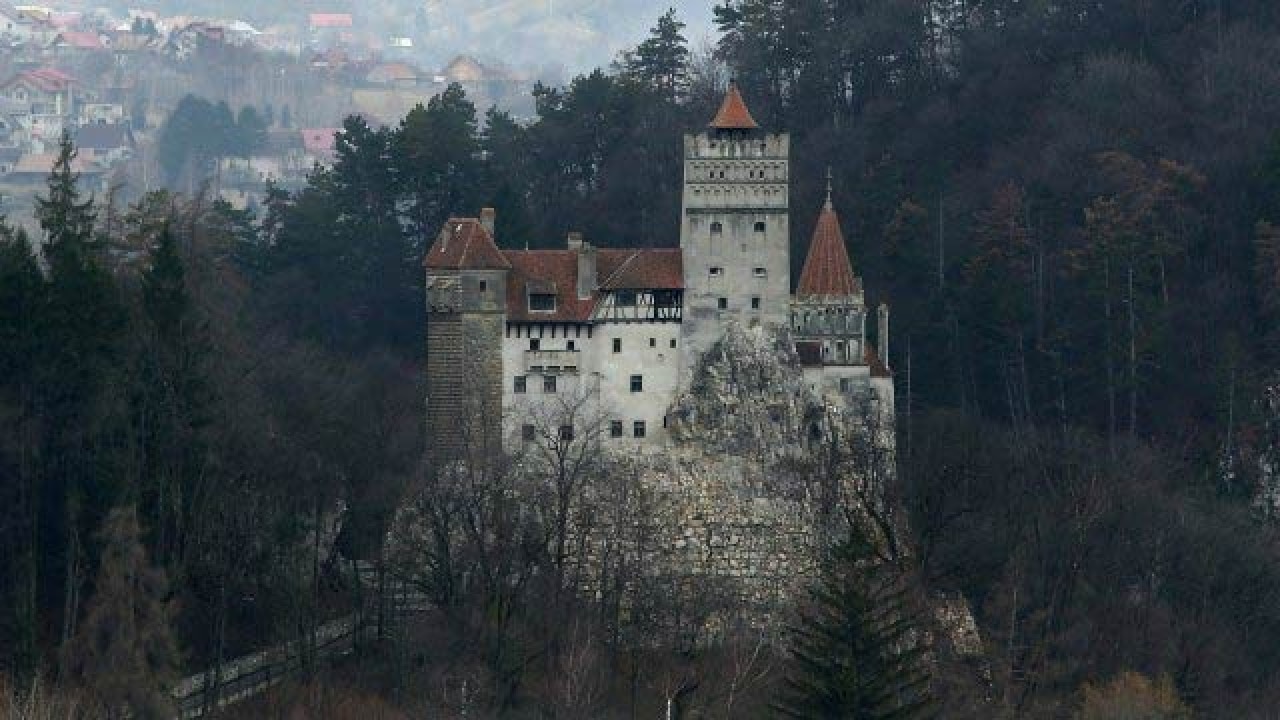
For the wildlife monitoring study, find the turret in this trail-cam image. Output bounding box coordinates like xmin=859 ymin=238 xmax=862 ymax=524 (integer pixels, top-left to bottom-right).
xmin=423 ymin=210 xmax=510 ymax=463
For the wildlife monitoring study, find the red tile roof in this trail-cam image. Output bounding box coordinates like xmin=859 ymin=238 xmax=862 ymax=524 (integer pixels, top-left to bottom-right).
xmin=300 ymin=127 xmax=339 ymax=157
xmin=504 ymin=250 xmax=594 ymax=322
xmin=424 ymin=218 xmax=511 ymax=271
xmin=709 ymin=81 xmax=759 ymax=130
xmin=797 ymin=199 xmax=861 ymax=298
xmin=598 ymin=248 xmax=683 ymax=290
xmin=2 ymin=68 xmax=77 ymax=94
xmin=501 ymin=248 xmax=683 ymax=323
xmin=53 ymin=31 xmax=106 ymax=50
xmin=309 ymin=13 xmax=353 ymax=28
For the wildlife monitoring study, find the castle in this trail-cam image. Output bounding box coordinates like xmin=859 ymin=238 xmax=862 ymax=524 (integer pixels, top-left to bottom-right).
xmin=424 ymin=83 xmax=893 ymax=459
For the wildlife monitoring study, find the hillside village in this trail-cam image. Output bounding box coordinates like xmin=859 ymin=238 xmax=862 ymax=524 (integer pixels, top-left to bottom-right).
xmin=0 ymin=1 xmax=534 ymax=220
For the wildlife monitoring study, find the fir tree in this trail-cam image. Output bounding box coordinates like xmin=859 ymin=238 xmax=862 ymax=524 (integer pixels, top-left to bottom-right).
xmin=63 ymin=506 xmax=180 ymax=719
xmin=625 ymin=8 xmax=690 ymax=102
xmin=0 ymin=221 xmax=44 ymax=681
xmin=774 ymin=529 xmax=935 ymax=719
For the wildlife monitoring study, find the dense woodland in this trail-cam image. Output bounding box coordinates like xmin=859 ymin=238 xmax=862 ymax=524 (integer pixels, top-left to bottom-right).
xmin=6 ymin=0 xmax=1280 ymax=717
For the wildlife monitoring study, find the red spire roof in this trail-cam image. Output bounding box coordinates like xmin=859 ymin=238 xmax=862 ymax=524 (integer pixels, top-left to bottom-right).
xmin=424 ymin=218 xmax=510 ymax=271
xmin=797 ymin=195 xmax=860 ymax=298
xmin=709 ymin=81 xmax=759 ymax=130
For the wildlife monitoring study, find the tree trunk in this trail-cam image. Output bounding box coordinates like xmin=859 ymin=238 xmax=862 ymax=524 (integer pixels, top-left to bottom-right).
xmin=1127 ymin=263 xmax=1138 ymax=438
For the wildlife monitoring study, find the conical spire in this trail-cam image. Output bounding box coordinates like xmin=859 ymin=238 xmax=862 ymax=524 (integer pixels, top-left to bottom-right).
xmin=797 ymin=188 xmax=859 ymax=298
xmin=709 ymin=80 xmax=759 ymax=130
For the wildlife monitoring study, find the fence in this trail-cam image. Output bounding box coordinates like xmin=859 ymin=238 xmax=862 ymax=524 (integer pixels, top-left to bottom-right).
xmin=171 ymin=563 xmax=429 ymax=718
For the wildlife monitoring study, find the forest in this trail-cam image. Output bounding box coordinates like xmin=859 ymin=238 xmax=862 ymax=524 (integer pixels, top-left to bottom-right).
xmin=6 ymin=0 xmax=1280 ymax=717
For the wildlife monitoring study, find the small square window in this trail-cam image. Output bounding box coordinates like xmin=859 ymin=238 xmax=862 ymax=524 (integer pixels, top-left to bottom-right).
xmin=560 ymin=425 xmax=574 ymax=442
xmin=751 ymin=297 xmax=761 ymax=310
xmin=544 ymin=375 xmax=557 ymax=393
xmin=840 ymin=378 xmax=852 ymax=392
xmin=567 ymin=340 xmax=576 ymax=351
xmin=610 ymin=420 xmax=623 ymax=438
xmin=711 ymin=221 xmax=723 ymax=234
xmin=522 ymin=424 xmax=535 ymax=442
xmin=649 ymin=338 xmax=656 ymax=348
xmin=630 ymin=375 xmax=643 ymax=393
xmin=709 ymin=266 xmax=723 ymax=277
xmin=753 ymin=267 xmax=767 ymax=278
xmin=718 ymin=298 xmax=728 ymax=310
xmin=612 ymin=338 xmax=621 ymax=353
xmin=633 ymin=421 xmax=646 ymax=438
xmin=529 ymin=293 xmax=556 ymax=312
xmin=754 ymin=221 xmax=766 ymax=233
xmin=529 ymin=338 xmax=540 ymax=351
xmin=514 ymin=376 xmax=526 ymax=394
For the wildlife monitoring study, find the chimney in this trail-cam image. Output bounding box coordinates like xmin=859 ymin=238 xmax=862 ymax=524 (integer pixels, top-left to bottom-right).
xmin=479 ymin=207 xmax=496 ymax=238
xmin=566 ymin=231 xmax=583 ymax=251
xmin=877 ymin=303 xmax=890 ymax=367
xmin=576 ymin=239 xmax=596 ymax=300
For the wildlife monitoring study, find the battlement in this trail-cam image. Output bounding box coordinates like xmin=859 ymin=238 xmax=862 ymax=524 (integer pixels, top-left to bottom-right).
xmin=684 ymin=132 xmax=789 ymax=160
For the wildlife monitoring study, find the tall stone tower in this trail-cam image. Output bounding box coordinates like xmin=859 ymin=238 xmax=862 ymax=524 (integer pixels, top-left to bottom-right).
xmin=679 ymin=82 xmax=790 ymax=372
xmin=423 ymin=210 xmax=509 ymax=464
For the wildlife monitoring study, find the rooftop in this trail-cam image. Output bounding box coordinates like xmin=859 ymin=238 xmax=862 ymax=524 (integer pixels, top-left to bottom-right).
xmin=709 ymin=81 xmax=759 ymax=131
xmin=796 ymin=192 xmax=861 ymax=299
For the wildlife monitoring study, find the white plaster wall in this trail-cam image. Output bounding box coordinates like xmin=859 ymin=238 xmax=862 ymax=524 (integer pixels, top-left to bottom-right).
xmin=592 ymin=321 xmax=683 ymax=451
xmin=500 ymin=321 xmax=681 ymax=452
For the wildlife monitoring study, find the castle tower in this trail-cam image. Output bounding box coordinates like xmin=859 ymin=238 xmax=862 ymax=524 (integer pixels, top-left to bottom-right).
xmin=679 ymin=82 xmax=790 ymax=371
xmin=424 ymin=210 xmax=510 ymax=463
xmin=791 ymin=177 xmax=893 ymax=403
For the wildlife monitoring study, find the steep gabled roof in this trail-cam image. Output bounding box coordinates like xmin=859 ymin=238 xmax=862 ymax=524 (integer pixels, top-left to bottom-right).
xmin=797 ymin=197 xmax=860 ymax=298
xmin=709 ymin=81 xmax=759 ymax=130
xmin=501 ymin=248 xmax=684 ymax=323
xmin=598 ymin=249 xmax=682 ymax=290
xmin=425 ymin=218 xmax=510 ymax=271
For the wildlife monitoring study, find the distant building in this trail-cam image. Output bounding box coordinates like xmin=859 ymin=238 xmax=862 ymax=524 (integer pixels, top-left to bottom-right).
xmin=365 ymin=62 xmax=419 ymax=87
xmin=73 ymin=122 xmax=134 ymax=164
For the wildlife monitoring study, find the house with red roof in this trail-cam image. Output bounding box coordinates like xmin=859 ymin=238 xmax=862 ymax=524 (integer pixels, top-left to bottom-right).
xmin=51 ymin=30 xmax=110 ymax=55
xmin=424 ymin=83 xmax=894 ymax=456
xmin=0 ymin=68 xmax=88 ymax=146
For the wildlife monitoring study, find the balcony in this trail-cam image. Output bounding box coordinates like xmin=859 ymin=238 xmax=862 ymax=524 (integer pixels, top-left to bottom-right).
xmin=525 ymin=349 xmax=581 ymax=374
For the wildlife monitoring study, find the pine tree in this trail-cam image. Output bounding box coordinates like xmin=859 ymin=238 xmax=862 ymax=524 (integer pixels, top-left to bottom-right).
xmin=36 ymin=132 xmax=125 ymax=653
xmin=774 ymin=529 xmax=935 ymax=719
xmin=63 ymin=506 xmax=180 ymax=719
xmin=0 ymin=222 xmax=44 ymax=681
xmin=625 ymin=8 xmax=690 ymax=102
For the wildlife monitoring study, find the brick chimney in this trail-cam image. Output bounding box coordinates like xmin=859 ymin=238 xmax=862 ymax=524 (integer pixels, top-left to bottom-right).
xmin=575 ymin=235 xmax=596 ymax=300
xmin=480 ymin=207 xmax=496 ymax=238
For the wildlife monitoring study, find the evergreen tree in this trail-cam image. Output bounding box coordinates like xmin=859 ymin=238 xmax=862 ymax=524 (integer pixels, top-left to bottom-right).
xmin=0 ymin=221 xmax=44 ymax=681
xmin=397 ymin=84 xmax=479 ymax=241
xmin=63 ymin=506 xmax=180 ymax=719
xmin=625 ymin=8 xmax=690 ymax=103
xmin=774 ymin=529 xmax=935 ymax=719
xmin=36 ymin=132 xmax=125 ymax=654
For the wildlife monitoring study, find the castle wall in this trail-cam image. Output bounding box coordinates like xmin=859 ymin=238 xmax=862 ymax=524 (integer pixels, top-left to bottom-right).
xmin=502 ymin=320 xmax=682 ymax=450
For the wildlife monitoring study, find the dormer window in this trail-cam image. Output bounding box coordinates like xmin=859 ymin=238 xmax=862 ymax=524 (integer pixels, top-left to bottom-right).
xmin=529 ymin=293 xmax=556 ymax=312
xmin=615 ymin=290 xmax=637 ymax=307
